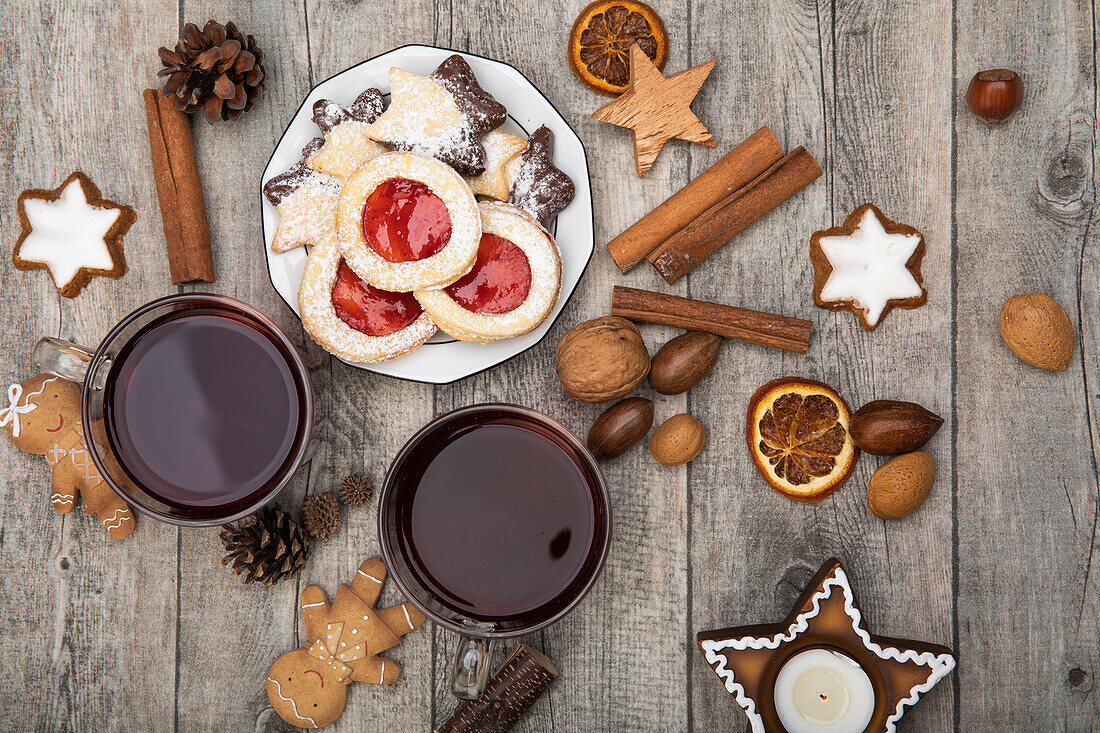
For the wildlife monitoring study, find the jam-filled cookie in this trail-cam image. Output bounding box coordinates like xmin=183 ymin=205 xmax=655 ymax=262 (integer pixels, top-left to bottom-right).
xmin=298 ymin=236 xmax=436 ymax=364
xmin=337 ymin=151 xmax=481 ymax=292
xmin=415 ymin=202 xmax=561 ymax=343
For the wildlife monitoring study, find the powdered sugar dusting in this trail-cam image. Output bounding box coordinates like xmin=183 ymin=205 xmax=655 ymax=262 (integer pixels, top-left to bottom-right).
xmin=298 ymin=236 xmax=436 ymax=363
xmin=308 ymin=121 xmax=388 ymax=179
xmin=312 ymin=89 xmax=384 ymax=133
xmin=271 ymin=186 xmax=338 ymax=253
xmin=415 ymin=201 xmax=560 ymax=343
xmin=264 ymin=138 xmax=341 ymax=205
xmin=506 ymin=126 xmax=574 ymax=226
xmin=464 ymin=130 xmax=527 ymax=200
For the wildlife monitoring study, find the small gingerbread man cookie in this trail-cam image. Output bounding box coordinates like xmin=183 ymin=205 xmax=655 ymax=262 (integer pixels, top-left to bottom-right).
xmin=1 ymin=374 xmax=135 ymax=539
xmin=266 ymin=558 xmax=425 ymax=728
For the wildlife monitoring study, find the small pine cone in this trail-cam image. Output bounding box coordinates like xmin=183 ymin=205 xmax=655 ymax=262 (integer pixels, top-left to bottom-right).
xmin=303 ymin=492 xmax=341 ymax=541
xmin=338 ymin=473 xmax=373 ymax=507
xmin=219 ymin=504 xmax=310 ymax=586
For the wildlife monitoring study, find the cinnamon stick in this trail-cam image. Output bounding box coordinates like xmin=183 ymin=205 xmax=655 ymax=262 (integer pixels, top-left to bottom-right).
xmin=612 ymin=286 xmax=813 ymax=353
xmin=606 ymin=127 xmax=784 ymax=273
xmin=647 ymin=146 xmax=822 ymax=284
xmin=436 ymin=644 xmax=559 ymax=733
xmin=142 ymin=88 xmax=215 ymax=283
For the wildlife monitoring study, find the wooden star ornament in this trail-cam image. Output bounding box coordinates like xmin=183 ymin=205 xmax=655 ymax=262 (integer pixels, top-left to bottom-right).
xmin=592 ymin=44 xmax=716 ymax=176
xmin=697 ymin=559 xmax=955 ymax=733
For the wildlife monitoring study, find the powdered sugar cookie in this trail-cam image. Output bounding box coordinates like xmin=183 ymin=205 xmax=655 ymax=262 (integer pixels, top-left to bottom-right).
xmin=308 ymin=89 xmax=388 ymax=179
xmin=368 ymin=55 xmax=507 ymax=176
xmin=505 ymin=125 xmax=576 ymax=227
xmin=464 ymin=130 xmax=528 ymax=201
xmin=298 ymin=235 xmax=436 ymax=364
xmin=263 ymin=138 xmax=342 ymax=253
xmin=13 ymin=172 xmax=134 ymax=298
xmin=336 ymin=151 xmax=480 ymax=292
xmin=415 ymin=202 xmax=561 ymax=343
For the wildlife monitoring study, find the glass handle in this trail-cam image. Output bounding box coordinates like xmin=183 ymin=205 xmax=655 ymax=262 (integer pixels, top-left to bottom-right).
xmin=450 ymin=635 xmax=495 ymax=700
xmin=33 ymin=337 xmax=95 ymax=384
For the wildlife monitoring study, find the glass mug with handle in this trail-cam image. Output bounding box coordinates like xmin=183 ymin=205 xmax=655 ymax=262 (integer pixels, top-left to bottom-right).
xmin=33 ymin=293 xmax=313 ymax=525
xmin=379 ymin=403 xmax=612 ymax=699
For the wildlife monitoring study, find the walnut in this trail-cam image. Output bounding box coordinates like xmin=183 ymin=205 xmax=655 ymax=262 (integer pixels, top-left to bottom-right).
xmin=555 ymin=317 xmax=650 ymax=402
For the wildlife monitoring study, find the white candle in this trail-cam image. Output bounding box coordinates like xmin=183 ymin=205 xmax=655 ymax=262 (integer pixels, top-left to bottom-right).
xmin=773 ymin=648 xmax=875 ymax=733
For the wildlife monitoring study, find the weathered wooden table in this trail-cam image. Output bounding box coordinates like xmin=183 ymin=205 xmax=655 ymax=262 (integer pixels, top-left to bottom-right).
xmin=2 ymin=1 xmax=1097 ymax=730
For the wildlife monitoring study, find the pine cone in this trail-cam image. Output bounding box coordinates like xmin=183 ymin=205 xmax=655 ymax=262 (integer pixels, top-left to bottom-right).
xmin=303 ymin=492 xmax=341 ymax=541
xmin=338 ymin=473 xmax=374 ymax=507
xmin=220 ymin=504 xmax=310 ymax=586
xmin=157 ymin=20 xmax=266 ymax=124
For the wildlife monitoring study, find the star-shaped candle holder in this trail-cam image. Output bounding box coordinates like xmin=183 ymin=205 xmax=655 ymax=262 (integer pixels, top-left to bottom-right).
xmin=592 ymin=44 xmax=716 ymax=176
xmin=810 ymin=204 xmax=927 ymax=331
xmin=697 ymin=558 xmax=954 ymax=733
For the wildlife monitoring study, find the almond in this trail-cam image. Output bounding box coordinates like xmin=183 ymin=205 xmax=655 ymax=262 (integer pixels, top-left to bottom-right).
xmin=850 ymin=400 xmax=944 ymax=455
xmin=648 ymin=331 xmax=722 ymax=395
xmin=999 ymin=292 xmax=1074 ymax=371
xmin=649 ymin=414 xmax=705 ymax=466
xmin=868 ymin=451 xmax=935 ymax=519
xmin=587 ymin=397 xmax=654 ymax=459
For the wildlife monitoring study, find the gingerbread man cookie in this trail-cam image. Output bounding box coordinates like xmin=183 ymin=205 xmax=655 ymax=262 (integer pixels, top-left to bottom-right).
xmin=1 ymin=374 xmax=135 ymax=539
xmin=266 ymin=558 xmax=425 ymax=729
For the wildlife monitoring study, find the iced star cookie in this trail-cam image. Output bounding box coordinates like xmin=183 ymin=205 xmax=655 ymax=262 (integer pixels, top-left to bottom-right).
xmin=368 ymin=55 xmax=507 ymax=176
xmin=415 ymin=202 xmax=561 ymax=343
xmin=505 ymin=125 xmax=575 ymax=227
xmin=298 ymin=236 xmax=436 ymax=364
xmin=810 ymin=203 xmax=927 ymax=331
xmin=336 ymin=151 xmax=481 ymax=292
xmin=263 ymin=138 xmax=342 ymax=253
xmin=308 ymin=89 xmax=388 ymax=179
xmin=13 ymin=172 xmax=134 ymax=297
xmin=463 ymin=130 xmax=528 ymax=200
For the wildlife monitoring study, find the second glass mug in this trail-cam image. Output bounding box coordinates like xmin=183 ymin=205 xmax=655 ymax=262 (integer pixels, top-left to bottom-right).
xmin=33 ymin=293 xmax=314 ymax=525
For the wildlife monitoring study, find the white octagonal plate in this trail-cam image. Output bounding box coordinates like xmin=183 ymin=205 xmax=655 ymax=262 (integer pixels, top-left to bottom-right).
xmin=260 ymin=44 xmax=594 ymax=383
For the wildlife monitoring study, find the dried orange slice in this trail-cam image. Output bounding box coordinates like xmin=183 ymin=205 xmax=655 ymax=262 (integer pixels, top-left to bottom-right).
xmin=568 ymin=0 xmax=669 ymax=96
xmin=746 ymin=377 xmax=859 ymax=502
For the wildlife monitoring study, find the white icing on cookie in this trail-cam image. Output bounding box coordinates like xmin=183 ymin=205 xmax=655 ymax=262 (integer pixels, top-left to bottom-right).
xmin=18 ymin=179 xmax=121 ymax=289
xmin=358 ymin=569 xmax=382 ymax=584
xmin=816 ymin=207 xmax=924 ymax=327
xmin=298 ymin=236 xmax=436 ymax=364
xmin=415 ymin=202 xmax=560 ymax=343
xmin=336 ymin=151 xmax=480 ymax=292
xmin=699 ymin=566 xmax=955 ymax=733
xmin=267 ymin=676 xmax=318 ymax=728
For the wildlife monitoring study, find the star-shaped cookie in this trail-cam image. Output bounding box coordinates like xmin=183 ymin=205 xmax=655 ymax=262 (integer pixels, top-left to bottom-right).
xmin=308 ymin=89 xmax=388 ymax=179
xmin=697 ymin=558 xmax=955 ymax=733
xmin=13 ymin=172 xmax=134 ymax=298
xmin=505 ymin=125 xmax=576 ymax=227
xmin=465 ymin=129 xmax=527 ymax=200
xmin=369 ymin=54 xmax=507 ymax=176
xmin=810 ymin=204 xmax=927 ymax=331
xmin=263 ymin=137 xmax=342 ymax=253
xmin=592 ymin=44 xmax=716 ymax=176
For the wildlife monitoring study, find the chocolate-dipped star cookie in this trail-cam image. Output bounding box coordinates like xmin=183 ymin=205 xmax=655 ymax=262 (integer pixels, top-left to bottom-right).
xmin=505 ymin=125 xmax=576 ymax=227
xmin=697 ymin=559 xmax=955 ymax=733
xmin=369 ymin=54 xmax=507 ymax=176
xmin=308 ymin=88 xmax=388 ymax=179
xmin=263 ymin=137 xmax=341 ymax=253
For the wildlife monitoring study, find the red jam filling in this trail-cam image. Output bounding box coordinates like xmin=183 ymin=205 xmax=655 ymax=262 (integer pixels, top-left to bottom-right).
xmin=332 ymin=260 xmax=423 ymax=337
xmin=445 ymin=234 xmax=532 ymax=315
xmin=362 ymin=178 xmax=452 ymax=262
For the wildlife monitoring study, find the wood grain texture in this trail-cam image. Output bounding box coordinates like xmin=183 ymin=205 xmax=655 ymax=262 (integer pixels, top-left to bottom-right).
xmin=0 ymin=0 xmax=1096 ymax=730
xmin=955 ymin=0 xmax=1100 ymax=727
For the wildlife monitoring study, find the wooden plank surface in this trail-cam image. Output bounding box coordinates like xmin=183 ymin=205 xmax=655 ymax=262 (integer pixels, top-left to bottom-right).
xmin=0 ymin=0 xmax=1096 ymax=730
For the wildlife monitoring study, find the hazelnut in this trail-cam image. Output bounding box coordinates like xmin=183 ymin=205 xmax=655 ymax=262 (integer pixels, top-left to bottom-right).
xmin=649 ymin=414 xmax=705 ymax=466
xmin=556 ymin=317 xmax=650 ymax=402
xmin=966 ymin=69 xmax=1023 ymax=126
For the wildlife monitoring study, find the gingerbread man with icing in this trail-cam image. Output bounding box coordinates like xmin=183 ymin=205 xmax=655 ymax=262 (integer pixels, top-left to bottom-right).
xmin=1 ymin=374 xmax=135 ymax=539
xmin=266 ymin=558 xmax=425 ymax=728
